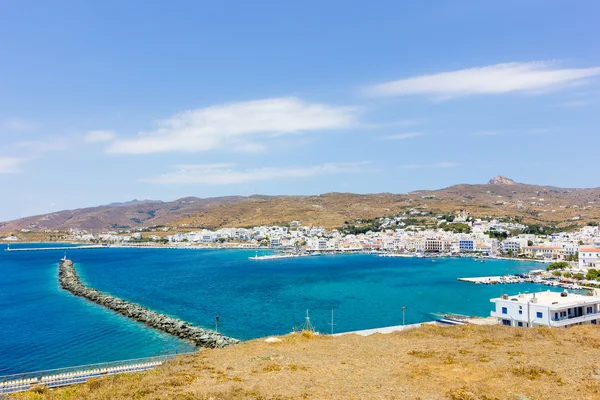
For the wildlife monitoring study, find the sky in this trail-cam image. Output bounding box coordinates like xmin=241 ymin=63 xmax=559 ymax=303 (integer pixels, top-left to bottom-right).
xmin=1 ymin=0 xmax=599 ymax=221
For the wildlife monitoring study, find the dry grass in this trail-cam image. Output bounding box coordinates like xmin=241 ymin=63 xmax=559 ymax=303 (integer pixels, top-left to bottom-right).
xmin=11 ymin=324 xmax=600 ymax=399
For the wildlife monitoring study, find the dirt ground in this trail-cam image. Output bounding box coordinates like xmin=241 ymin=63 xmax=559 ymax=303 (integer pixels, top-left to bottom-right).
xmin=12 ymin=324 xmax=600 ymax=400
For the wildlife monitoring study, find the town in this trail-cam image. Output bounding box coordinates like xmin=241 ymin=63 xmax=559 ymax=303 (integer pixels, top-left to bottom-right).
xmin=5 ymin=210 xmax=599 ymax=268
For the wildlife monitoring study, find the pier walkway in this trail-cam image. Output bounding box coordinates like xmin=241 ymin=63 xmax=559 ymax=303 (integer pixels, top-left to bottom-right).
xmin=0 ymin=353 xmax=194 ymax=395
xmin=4 ymin=245 xmax=108 ymax=252
xmin=333 ymin=321 xmax=436 ymax=337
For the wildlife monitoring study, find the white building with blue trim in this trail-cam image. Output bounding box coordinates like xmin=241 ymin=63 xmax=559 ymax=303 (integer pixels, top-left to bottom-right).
xmin=490 ymin=290 xmax=600 ymax=327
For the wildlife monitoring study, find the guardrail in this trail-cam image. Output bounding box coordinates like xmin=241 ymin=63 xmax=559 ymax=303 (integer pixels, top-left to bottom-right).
xmin=0 ymin=351 xmax=197 ymax=395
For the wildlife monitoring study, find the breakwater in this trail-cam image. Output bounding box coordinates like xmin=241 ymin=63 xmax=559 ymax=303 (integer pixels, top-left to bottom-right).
xmin=58 ymin=259 xmax=239 ymax=348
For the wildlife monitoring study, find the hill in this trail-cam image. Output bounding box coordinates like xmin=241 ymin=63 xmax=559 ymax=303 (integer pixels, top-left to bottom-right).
xmin=0 ymin=196 xmax=271 ymax=233
xmin=176 ymin=176 xmax=600 ymax=229
xmin=12 ymin=324 xmax=600 ymax=399
xmin=2 ymin=176 xmax=600 ymax=234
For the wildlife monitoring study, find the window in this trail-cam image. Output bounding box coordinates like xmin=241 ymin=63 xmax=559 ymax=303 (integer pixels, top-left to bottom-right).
xmin=502 ymin=307 xmax=508 ymax=314
xmin=502 ymin=319 xmax=511 ymax=326
xmin=519 ymin=310 xmax=523 ymax=315
xmin=517 ymin=322 xmax=523 ymax=327
xmin=587 ymin=307 xmax=593 ymax=314
xmin=536 ymin=312 xmax=543 ymax=318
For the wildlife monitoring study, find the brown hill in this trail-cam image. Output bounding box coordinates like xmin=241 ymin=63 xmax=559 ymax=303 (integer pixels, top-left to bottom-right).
xmin=2 ymin=176 xmax=600 ymax=233
xmin=177 ymin=177 xmax=600 ymax=229
xmin=0 ymin=196 xmax=271 ymax=233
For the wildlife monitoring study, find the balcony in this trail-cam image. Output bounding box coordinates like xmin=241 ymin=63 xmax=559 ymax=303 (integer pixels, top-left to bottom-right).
xmin=549 ymin=312 xmax=600 ymax=327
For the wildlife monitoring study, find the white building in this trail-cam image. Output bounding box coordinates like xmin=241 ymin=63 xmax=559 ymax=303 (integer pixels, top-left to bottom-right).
xmin=501 ymin=238 xmax=527 ymax=254
xmin=490 ymin=290 xmax=600 ymax=327
xmin=459 ymin=239 xmax=475 ymax=253
xmin=579 ymin=248 xmax=600 ymax=269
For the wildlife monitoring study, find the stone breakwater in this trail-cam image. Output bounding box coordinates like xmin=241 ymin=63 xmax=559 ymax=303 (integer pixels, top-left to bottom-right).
xmin=59 ymin=259 xmax=239 ymax=348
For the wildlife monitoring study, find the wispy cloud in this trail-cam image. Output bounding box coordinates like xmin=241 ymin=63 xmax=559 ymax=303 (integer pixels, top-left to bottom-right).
xmin=0 ymin=157 xmax=27 ymax=173
xmin=3 ymin=118 xmax=38 ymax=133
xmin=472 ymin=130 xmax=500 ymax=137
xmin=107 ymin=97 xmax=357 ymax=154
xmin=143 ymin=162 xmax=370 ymax=184
xmin=84 ymin=130 xmax=117 ymax=143
xmin=382 ymin=132 xmax=423 ymax=140
xmin=554 ymin=99 xmax=594 ymax=108
xmin=366 ymin=62 xmax=600 ymax=99
xmin=399 ymin=162 xmax=460 ymax=170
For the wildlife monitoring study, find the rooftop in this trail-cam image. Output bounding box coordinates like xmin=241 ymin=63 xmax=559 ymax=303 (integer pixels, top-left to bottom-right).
xmin=580 ymin=247 xmax=600 ymax=252
xmin=491 ymin=290 xmax=600 ymax=308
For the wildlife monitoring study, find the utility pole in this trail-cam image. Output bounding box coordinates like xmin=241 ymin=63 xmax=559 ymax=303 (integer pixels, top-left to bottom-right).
xmin=401 ymin=306 xmax=407 ymax=326
xmin=328 ymin=308 xmax=336 ymax=335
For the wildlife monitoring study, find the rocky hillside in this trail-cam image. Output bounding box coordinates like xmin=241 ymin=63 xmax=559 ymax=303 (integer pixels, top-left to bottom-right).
xmin=2 ymin=176 xmax=600 ymax=233
xmin=0 ymin=196 xmax=272 ymax=233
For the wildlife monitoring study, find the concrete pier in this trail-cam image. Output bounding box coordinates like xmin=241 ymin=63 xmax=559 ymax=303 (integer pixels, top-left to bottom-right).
xmin=5 ymin=245 xmax=107 ymax=252
xmin=59 ymin=259 xmax=239 ymax=348
xmin=333 ymin=321 xmax=436 ymax=337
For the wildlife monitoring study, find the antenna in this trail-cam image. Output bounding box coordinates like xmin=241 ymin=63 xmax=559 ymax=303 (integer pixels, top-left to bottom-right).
xmin=328 ymin=308 xmax=336 ymax=334
xmin=303 ymin=309 xmax=316 ymax=332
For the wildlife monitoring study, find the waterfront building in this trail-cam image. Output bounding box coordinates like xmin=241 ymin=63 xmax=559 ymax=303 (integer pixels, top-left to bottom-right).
xmin=490 ymin=290 xmax=600 ymax=327
xmin=459 ymin=239 xmax=475 ymax=253
xmin=522 ymin=246 xmax=565 ymax=260
xmin=501 ymin=238 xmax=526 ymax=254
xmin=579 ymin=248 xmax=600 ymax=269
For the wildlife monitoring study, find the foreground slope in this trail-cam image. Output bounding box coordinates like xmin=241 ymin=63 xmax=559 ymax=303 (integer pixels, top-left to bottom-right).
xmin=14 ymin=325 xmax=600 ymax=400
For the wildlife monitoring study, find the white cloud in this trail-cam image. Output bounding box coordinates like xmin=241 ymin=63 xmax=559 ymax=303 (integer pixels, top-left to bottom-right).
xmin=382 ymin=132 xmax=423 ymax=140
xmin=107 ymin=97 xmax=357 ymax=154
xmin=143 ymin=162 xmax=370 ymax=184
xmin=84 ymin=130 xmax=117 ymax=143
xmin=0 ymin=157 xmax=26 ymax=173
xmin=4 ymin=118 xmax=37 ymax=133
xmin=399 ymin=162 xmax=460 ymax=170
xmin=366 ymin=62 xmax=600 ymax=99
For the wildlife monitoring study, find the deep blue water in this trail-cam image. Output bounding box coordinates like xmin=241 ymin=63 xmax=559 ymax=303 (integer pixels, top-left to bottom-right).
xmin=1 ymin=244 xmax=555 ymax=375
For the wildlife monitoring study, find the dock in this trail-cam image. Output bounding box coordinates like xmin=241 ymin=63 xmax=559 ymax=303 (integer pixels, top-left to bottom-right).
xmin=4 ymin=245 xmax=108 ymax=252
xmin=333 ymin=321 xmax=436 ymax=337
xmin=0 ymin=353 xmax=193 ymax=394
xmin=457 ymin=276 xmax=507 ymax=284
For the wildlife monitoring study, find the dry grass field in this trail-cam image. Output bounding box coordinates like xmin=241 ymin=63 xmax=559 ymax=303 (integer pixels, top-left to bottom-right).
xmin=13 ymin=324 xmax=600 ymax=400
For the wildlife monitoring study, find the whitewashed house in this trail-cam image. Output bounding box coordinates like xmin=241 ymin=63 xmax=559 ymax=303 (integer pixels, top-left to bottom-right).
xmin=579 ymin=248 xmax=600 ymax=269
xmin=491 ymin=290 xmax=600 ymax=327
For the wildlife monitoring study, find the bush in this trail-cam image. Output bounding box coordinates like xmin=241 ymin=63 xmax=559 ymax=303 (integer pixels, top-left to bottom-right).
xmin=546 ymin=262 xmax=569 ymax=271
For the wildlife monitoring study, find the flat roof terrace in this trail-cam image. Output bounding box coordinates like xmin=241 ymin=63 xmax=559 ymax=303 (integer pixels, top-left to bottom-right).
xmin=491 ymin=290 xmax=600 ymax=309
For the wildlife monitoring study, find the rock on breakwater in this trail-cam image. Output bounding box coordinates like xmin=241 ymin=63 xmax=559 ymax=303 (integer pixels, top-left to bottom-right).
xmin=58 ymin=259 xmax=239 ymax=348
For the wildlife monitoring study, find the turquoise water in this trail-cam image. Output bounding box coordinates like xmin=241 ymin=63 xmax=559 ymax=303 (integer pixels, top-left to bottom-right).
xmin=1 ymin=244 xmax=554 ymax=375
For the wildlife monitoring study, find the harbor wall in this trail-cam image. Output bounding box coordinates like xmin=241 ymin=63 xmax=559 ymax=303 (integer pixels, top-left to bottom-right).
xmin=58 ymin=259 xmax=239 ymax=348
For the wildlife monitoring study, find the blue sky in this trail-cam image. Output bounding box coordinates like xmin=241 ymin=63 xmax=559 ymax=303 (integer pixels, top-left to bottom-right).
xmin=1 ymin=0 xmax=599 ymax=221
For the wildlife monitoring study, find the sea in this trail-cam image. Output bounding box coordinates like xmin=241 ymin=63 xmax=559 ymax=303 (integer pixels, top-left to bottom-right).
xmin=0 ymin=243 xmax=558 ymax=375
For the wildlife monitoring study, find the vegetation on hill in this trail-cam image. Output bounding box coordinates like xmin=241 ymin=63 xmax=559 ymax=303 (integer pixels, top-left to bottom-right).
xmin=12 ymin=325 xmax=600 ymax=400
xmin=3 ymin=177 xmax=600 ymax=234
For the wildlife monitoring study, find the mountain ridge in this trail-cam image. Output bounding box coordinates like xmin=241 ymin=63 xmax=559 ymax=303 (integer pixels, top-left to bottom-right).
xmin=2 ymin=177 xmax=600 ymax=233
